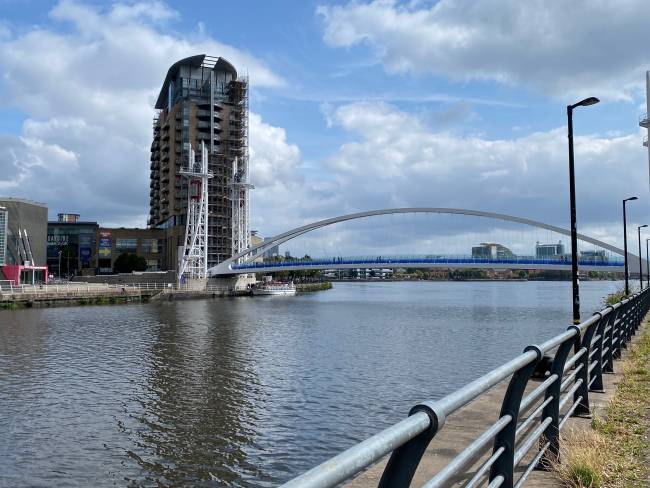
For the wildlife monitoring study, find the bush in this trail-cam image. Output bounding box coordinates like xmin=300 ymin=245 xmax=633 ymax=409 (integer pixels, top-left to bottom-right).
xmin=113 ymin=253 xmax=148 ymax=273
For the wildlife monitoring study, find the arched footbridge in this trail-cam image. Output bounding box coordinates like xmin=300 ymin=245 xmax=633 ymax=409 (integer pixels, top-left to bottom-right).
xmin=208 ymin=208 xmax=641 ymax=276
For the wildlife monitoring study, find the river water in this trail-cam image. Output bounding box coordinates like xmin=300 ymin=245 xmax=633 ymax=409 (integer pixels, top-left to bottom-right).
xmin=0 ymin=280 xmax=623 ymax=487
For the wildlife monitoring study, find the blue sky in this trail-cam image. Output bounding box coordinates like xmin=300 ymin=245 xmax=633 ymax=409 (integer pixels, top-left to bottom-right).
xmin=1 ymin=0 xmax=649 ymax=253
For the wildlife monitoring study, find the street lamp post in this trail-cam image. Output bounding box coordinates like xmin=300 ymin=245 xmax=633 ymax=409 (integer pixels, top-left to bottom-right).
xmin=623 ymin=196 xmax=638 ymax=295
xmin=567 ymin=97 xmax=600 ymax=324
xmin=58 ymin=250 xmax=62 ymax=279
xmin=646 ymin=238 xmax=650 ymax=289
xmin=639 ymin=224 xmax=648 ymax=289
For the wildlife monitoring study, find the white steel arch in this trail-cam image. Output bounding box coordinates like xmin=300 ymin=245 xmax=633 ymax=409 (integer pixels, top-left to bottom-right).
xmin=208 ymin=207 xmax=635 ymax=276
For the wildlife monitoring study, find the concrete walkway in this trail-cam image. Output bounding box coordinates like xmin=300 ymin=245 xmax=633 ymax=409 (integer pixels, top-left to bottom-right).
xmin=345 ymin=328 xmax=646 ymax=488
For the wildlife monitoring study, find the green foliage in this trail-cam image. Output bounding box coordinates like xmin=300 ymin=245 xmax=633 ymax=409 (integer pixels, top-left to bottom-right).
xmin=568 ymin=463 xmax=601 ymax=487
xmin=605 ymin=289 xmax=628 ymax=306
xmin=113 ymin=253 xmax=148 ymax=273
xmin=448 ymin=268 xmax=488 ymax=280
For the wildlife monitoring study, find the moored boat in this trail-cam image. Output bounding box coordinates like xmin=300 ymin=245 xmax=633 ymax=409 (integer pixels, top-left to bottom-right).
xmin=251 ymin=281 xmax=296 ymax=296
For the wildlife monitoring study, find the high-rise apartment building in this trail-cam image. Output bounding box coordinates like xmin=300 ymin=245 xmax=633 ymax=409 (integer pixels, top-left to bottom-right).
xmin=148 ymin=55 xmax=251 ymax=272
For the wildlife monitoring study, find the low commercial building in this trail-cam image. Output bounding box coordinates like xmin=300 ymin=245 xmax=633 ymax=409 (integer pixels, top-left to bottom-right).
xmin=96 ymin=227 xmax=166 ymax=273
xmin=0 ymin=197 xmax=48 ymax=284
xmin=536 ymin=241 xmax=565 ymax=259
xmin=580 ymin=250 xmax=608 ymax=263
xmin=47 ymin=217 xmax=99 ymax=277
xmin=471 ymin=242 xmax=515 ymax=260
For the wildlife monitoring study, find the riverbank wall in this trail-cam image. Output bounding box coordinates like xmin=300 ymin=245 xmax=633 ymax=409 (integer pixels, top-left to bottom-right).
xmin=0 ymin=284 xmax=159 ymax=309
xmin=296 ymin=282 xmax=333 ymax=292
xmin=1 ymin=280 xmax=334 ymax=309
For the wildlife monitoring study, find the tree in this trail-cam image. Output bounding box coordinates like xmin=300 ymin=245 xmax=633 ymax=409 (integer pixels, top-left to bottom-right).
xmin=113 ymin=253 xmax=148 ymax=273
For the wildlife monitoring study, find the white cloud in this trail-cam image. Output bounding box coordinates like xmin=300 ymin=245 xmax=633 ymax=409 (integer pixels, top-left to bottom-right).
xmin=0 ymin=0 xmax=284 ymax=225
xmin=318 ymin=0 xmax=650 ymax=101
xmin=298 ymin=101 xmax=649 ymax=252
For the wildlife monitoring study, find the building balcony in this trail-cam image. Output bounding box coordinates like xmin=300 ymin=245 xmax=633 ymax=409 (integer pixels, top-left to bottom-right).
xmin=640 ymin=112 xmax=649 ymax=128
xmin=644 ymin=135 xmax=648 ymax=148
xmin=196 ymin=131 xmax=210 ymax=141
xmin=161 ymin=131 xmax=170 ymax=141
xmin=161 ymin=153 xmax=169 ymax=163
xmin=162 ymin=119 xmax=170 ymax=130
xmin=198 ymin=101 xmax=223 ymax=110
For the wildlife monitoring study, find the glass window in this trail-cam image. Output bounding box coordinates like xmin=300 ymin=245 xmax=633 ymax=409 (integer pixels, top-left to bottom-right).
xmin=115 ymin=238 xmax=137 ymax=252
xmin=141 ymin=239 xmax=158 ymax=254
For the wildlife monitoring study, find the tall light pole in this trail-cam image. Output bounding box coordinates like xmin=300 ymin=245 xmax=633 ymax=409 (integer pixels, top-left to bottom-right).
xmin=623 ymin=196 xmax=638 ymax=295
xmin=567 ymin=96 xmax=600 ymax=324
xmin=646 ymin=238 xmax=650 ymax=289
xmin=638 ymin=224 xmax=648 ymax=289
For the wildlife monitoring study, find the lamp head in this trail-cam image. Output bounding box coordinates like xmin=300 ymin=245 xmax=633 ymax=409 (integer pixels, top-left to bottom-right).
xmin=625 ymin=196 xmax=639 ymax=202
xmin=576 ymin=97 xmax=600 ymax=107
xmin=641 ymin=224 xmax=648 ymax=229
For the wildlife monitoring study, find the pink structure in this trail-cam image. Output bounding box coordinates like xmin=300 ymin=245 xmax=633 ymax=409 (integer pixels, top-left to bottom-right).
xmin=1 ymin=264 xmax=48 ymax=285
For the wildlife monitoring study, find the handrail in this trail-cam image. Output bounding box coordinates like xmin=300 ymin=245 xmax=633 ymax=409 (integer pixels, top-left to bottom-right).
xmin=282 ymin=288 xmax=650 ymax=488
xmin=0 ymin=282 xmax=233 ymax=296
xmin=232 ymin=255 xmax=626 ymax=271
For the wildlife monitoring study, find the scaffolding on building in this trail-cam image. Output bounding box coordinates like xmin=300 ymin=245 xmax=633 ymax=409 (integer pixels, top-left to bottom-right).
xmin=177 ymin=142 xmax=213 ymax=282
xmin=230 ymin=77 xmax=253 ymax=262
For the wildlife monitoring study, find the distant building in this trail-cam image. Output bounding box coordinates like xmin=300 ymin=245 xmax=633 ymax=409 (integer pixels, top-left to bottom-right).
xmin=580 ymin=250 xmax=608 ymax=263
xmin=47 ymin=218 xmax=99 ymax=277
xmin=536 ymin=241 xmax=565 ymax=259
xmin=95 ymin=227 xmax=166 ymax=274
xmin=48 ymin=216 xmax=168 ymax=276
xmin=471 ymin=242 xmax=515 ymax=260
xmin=0 ymin=197 xmax=48 ymax=284
xmin=262 ymin=237 xmax=280 ymax=260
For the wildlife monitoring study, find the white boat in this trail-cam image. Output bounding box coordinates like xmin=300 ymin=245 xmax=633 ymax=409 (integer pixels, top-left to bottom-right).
xmin=252 ymin=281 xmax=296 ymax=296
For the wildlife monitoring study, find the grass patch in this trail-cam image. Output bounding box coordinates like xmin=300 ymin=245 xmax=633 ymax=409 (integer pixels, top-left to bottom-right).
xmin=604 ymin=288 xmax=629 ymax=306
xmin=553 ymin=322 xmax=650 ymax=487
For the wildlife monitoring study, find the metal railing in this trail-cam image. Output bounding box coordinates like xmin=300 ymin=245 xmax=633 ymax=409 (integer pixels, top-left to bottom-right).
xmin=282 ymin=288 xmax=650 ymax=488
xmin=0 ymin=282 xmax=233 ymax=296
xmin=233 ymin=255 xmax=625 ymax=270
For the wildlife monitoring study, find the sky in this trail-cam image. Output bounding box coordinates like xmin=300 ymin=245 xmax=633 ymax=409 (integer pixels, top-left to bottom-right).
xmin=1 ymin=0 xmax=650 ymax=255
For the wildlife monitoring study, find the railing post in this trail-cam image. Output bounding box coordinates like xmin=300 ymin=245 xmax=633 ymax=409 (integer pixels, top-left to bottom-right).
xmin=589 ymin=312 xmax=607 ymax=392
xmin=613 ymin=302 xmax=627 ymax=358
xmin=542 ymin=331 xmax=577 ymax=465
xmin=378 ymin=403 xmax=443 ymax=487
xmin=489 ymin=345 xmax=541 ymax=488
xmin=573 ymin=322 xmax=595 ymax=417
xmin=603 ymin=307 xmax=620 ymax=373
